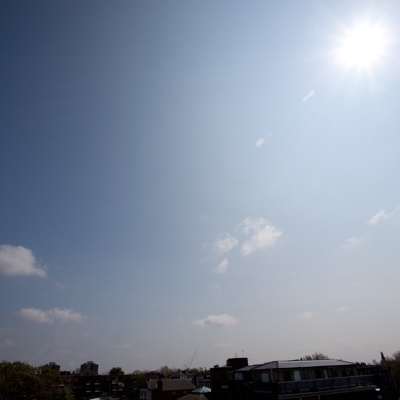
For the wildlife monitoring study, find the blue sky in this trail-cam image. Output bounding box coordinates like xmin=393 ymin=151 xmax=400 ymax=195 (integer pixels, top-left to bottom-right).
xmin=1 ymin=0 xmax=400 ymax=373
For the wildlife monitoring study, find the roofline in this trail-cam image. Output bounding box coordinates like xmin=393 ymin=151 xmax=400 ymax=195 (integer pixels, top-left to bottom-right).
xmin=249 ymin=359 xmax=356 ymax=370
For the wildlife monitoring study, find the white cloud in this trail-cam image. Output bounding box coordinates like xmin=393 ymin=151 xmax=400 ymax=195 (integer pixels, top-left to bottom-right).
xmin=255 ymin=138 xmax=265 ymax=148
xmin=238 ymin=218 xmax=282 ymax=256
xmin=216 ymin=258 xmax=228 ymax=274
xmin=336 ymin=305 xmax=350 ymax=313
xmin=215 ymin=233 xmax=238 ymax=253
xmin=367 ymin=210 xmax=389 ymax=225
xmin=302 ymin=90 xmax=315 ymax=102
xmin=0 ymin=338 xmax=15 ymax=348
xmin=343 ymin=236 xmax=364 ymax=249
xmin=0 ymin=244 xmax=46 ymax=277
xmin=207 ymin=283 xmax=222 ymax=292
xmin=18 ymin=308 xmax=86 ymax=324
xmin=366 ymin=206 xmax=400 ymax=226
xmin=299 ymin=311 xmax=314 ymax=320
xmin=54 ymin=282 xmax=66 ymax=290
xmin=192 ymin=314 xmax=238 ymax=328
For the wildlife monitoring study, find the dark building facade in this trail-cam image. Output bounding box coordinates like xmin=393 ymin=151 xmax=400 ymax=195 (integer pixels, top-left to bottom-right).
xmin=61 ymin=372 xmax=128 ymax=399
xmin=357 ymin=363 xmax=397 ymax=400
xmin=80 ymin=360 xmax=99 ymax=374
xmin=140 ymin=378 xmax=196 ymax=400
xmin=46 ymin=361 xmax=60 ymax=372
xmin=211 ymin=358 xmax=379 ymax=400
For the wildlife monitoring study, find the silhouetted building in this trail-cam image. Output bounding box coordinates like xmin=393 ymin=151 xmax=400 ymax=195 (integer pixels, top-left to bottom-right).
xmin=227 ymin=357 xmax=248 ymax=370
xmin=177 ymin=386 xmax=212 ymax=400
xmin=357 ymin=362 xmax=397 ymax=400
xmin=46 ymin=361 xmax=60 ymax=372
xmin=211 ymin=358 xmax=378 ymax=400
xmin=61 ymin=373 xmax=127 ymax=399
xmin=140 ymin=378 xmax=196 ymax=400
xmin=80 ymin=360 xmax=99 ymax=374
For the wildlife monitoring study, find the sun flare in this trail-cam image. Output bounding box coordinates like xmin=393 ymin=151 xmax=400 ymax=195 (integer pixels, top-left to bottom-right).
xmin=335 ymin=21 xmax=389 ymax=70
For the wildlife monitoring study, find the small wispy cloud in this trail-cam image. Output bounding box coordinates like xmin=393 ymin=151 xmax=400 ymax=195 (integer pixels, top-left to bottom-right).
xmin=367 ymin=210 xmax=389 ymax=226
xmin=336 ymin=305 xmax=350 ymax=313
xmin=343 ymin=236 xmax=364 ymax=249
xmin=18 ymin=308 xmax=86 ymax=324
xmin=215 ymin=233 xmax=238 ymax=254
xmin=207 ymin=283 xmax=222 ymax=292
xmin=216 ymin=258 xmax=228 ymax=274
xmin=302 ymin=90 xmax=315 ymax=102
xmin=0 ymin=338 xmax=15 ymax=348
xmin=238 ymin=218 xmax=282 ymax=256
xmin=0 ymin=244 xmax=46 ymax=277
xmin=54 ymin=282 xmax=66 ymax=291
xmin=255 ymin=138 xmax=265 ymax=148
xmin=192 ymin=314 xmax=238 ymax=328
xmin=299 ymin=311 xmax=314 ymax=320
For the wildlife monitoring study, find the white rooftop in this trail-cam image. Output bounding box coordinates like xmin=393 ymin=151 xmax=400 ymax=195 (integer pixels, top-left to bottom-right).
xmin=253 ymin=359 xmax=355 ymax=370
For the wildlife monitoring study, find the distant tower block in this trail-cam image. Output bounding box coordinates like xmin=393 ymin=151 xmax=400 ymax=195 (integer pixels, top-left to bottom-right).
xmin=80 ymin=361 xmax=99 ymax=374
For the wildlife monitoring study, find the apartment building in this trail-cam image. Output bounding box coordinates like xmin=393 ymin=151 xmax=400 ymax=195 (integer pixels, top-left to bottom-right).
xmin=211 ymin=357 xmax=378 ymax=400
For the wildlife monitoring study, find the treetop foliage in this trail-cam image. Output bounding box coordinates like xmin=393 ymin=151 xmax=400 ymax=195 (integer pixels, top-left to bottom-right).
xmin=302 ymin=352 xmax=330 ymax=360
xmin=109 ymin=366 xmax=125 ymax=375
xmin=0 ymin=361 xmax=73 ymax=400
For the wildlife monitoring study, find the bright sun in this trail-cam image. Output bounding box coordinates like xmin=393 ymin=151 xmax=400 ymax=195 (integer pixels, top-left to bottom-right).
xmin=335 ymin=21 xmax=389 ymax=70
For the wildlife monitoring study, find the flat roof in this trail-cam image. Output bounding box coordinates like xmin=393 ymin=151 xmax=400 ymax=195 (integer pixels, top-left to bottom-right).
xmin=252 ymin=360 xmax=355 ymax=370
xmin=235 ymin=365 xmax=262 ymax=372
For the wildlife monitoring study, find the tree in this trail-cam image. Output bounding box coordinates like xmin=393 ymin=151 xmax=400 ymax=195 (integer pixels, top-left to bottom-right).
xmin=109 ymin=367 xmax=125 ymax=375
xmin=157 ymin=365 xmax=177 ymax=378
xmin=54 ymin=387 xmax=74 ymax=400
xmin=0 ymin=361 xmax=40 ymax=400
xmin=125 ymin=370 xmax=152 ymax=400
xmin=302 ymin=352 xmax=330 ymax=360
xmin=189 ymin=367 xmax=205 ymax=375
xmin=0 ymin=361 xmax=73 ymax=400
xmin=392 ymin=351 xmax=400 ymax=362
xmin=130 ymin=369 xmax=152 ymax=385
xmin=37 ymin=365 xmax=73 ymax=400
xmin=383 ymin=351 xmax=400 ymax=389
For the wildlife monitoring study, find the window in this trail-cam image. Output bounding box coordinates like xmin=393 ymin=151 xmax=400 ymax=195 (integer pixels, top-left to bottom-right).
xmin=283 ymin=370 xmax=293 ymax=381
xmin=300 ymin=369 xmax=309 ymax=380
xmin=262 ymin=372 xmax=269 ymax=383
xmin=235 ymin=372 xmax=243 ymax=381
xmin=314 ymin=369 xmax=324 ymax=379
xmin=253 ymin=372 xmax=262 ymax=382
xmin=327 ymin=369 xmax=338 ymax=378
xmin=341 ymin=367 xmax=353 ymax=377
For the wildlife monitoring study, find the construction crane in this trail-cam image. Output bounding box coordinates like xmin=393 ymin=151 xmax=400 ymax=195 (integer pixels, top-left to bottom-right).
xmin=183 ymin=350 xmax=197 ymax=371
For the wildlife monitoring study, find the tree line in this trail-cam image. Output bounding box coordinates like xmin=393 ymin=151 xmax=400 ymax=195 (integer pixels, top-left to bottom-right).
xmin=0 ymin=361 xmax=73 ymax=400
